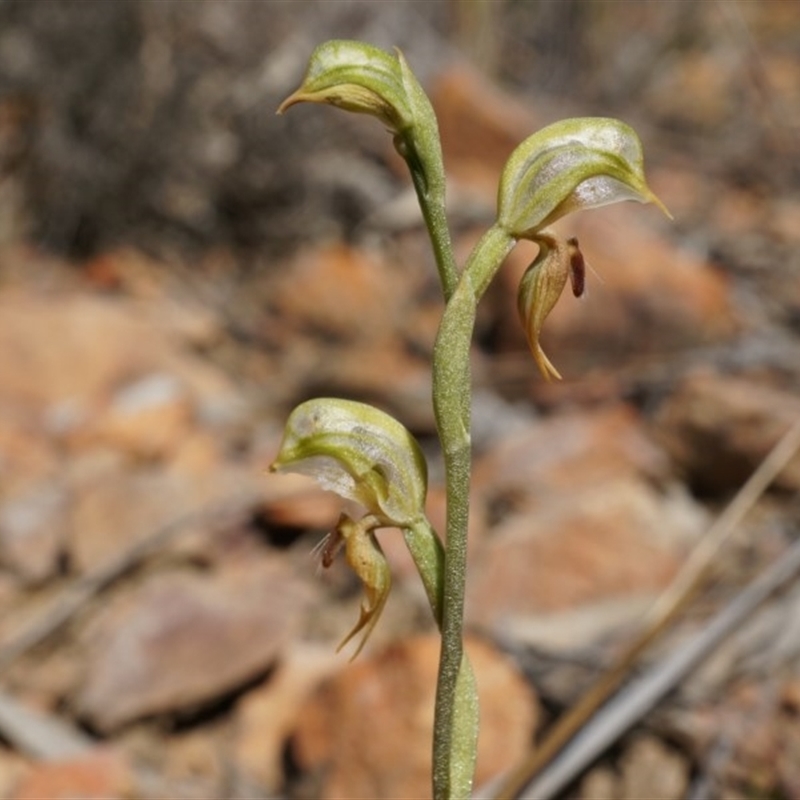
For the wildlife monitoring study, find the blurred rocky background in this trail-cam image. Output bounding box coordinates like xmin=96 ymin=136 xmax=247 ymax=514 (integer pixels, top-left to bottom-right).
xmin=0 ymin=1 xmax=799 ymax=798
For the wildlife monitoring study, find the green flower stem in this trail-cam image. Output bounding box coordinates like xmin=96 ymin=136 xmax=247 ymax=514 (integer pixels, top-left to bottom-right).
xmin=406 ymin=162 xmax=458 ymax=301
xmin=431 ymin=224 xmax=515 ymax=799
xmin=404 ymin=518 xmax=479 ymax=800
xmin=393 ymin=50 xmax=457 ymax=301
xmin=404 ymin=519 xmax=446 ymax=623
xmin=449 ymin=654 xmax=479 ymax=800
xmin=277 ymin=40 xmax=665 ymax=800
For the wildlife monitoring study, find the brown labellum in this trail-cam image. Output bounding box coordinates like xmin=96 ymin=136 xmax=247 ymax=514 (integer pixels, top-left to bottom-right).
xmin=567 ymin=236 xmax=585 ymax=298
xmin=317 ymin=530 xmax=345 ymax=569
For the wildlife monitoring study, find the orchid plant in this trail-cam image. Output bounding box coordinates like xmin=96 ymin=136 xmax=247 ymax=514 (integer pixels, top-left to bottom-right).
xmin=271 ymin=40 xmax=665 ymax=800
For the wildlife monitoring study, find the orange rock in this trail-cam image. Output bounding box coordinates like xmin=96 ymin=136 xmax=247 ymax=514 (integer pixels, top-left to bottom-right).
xmin=466 ymin=405 xmax=709 ymax=636
xmin=0 ymin=290 xmax=164 ymax=411
xmin=66 ymin=447 xmax=260 ymax=574
xmin=578 ymin=766 xmax=619 ymax=800
xmin=473 ymin=405 xmax=671 ymax=510
xmin=260 ymin=472 xmax=345 ymax=531
xmin=157 ymin=729 xmax=226 ymax=799
xmin=79 ymin=248 xmax=165 ymax=300
xmin=269 ymin=243 xmax=413 ymax=344
xmin=288 ymin=634 xmax=538 ymax=799
xmin=654 ymin=370 xmax=800 ymax=494
xmin=232 ymin=644 xmax=339 ymax=793
xmin=0 ymin=287 xmax=237 ymax=434
xmin=168 ymin=430 xmax=223 ymax=477
xmin=0 ymin=481 xmax=67 ymax=584
xmin=619 ymin=735 xmax=689 ymax=800
xmin=467 ymin=477 xmax=697 ymax=623
xmin=302 ymin=335 xmax=434 ymax=431
xmin=780 ymin=677 xmax=800 ymax=713
xmin=87 ymin=373 xmax=194 ymax=461
xmin=771 ymin=197 xmax=800 ymax=246
xmin=648 ymin=50 xmax=740 ymax=130
xmin=11 ymin=749 xmax=134 ymax=800
xmin=260 ymin=490 xmax=343 ymax=533
xmin=67 ymin=460 xmax=201 ymax=573
xmin=431 ymin=64 xmax=543 ymax=196
xmin=0 ymin=749 xmax=29 ymax=800
xmin=75 ymin=558 xmax=312 ymax=732
xmin=0 ymin=413 xmax=59 ymax=498
xmin=646 ymin=163 xmax=710 ymax=229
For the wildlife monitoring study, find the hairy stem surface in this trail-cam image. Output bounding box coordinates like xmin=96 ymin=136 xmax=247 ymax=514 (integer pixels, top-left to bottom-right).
xmin=409 ymin=168 xmax=458 ymax=301
xmin=431 ymin=224 xmax=514 ymax=799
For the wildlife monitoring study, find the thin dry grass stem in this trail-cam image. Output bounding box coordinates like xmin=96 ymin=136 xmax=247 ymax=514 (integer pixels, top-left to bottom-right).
xmin=643 ymin=418 xmax=800 ymax=630
xmin=492 ymin=418 xmax=800 ymax=800
xmin=515 ymin=530 xmax=800 ymax=800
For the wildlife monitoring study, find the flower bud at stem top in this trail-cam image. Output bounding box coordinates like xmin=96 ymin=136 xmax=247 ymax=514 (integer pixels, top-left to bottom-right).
xmin=278 ymin=40 xmax=455 ymax=297
xmin=277 ymin=40 xmax=409 ymax=130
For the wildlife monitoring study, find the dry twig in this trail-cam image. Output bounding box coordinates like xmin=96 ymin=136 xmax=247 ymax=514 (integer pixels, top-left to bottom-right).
xmin=490 ymin=419 xmax=800 ymax=800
